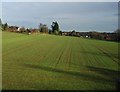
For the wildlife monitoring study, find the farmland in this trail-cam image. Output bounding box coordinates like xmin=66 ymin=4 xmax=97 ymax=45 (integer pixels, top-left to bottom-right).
xmin=2 ymin=31 xmax=120 ymax=90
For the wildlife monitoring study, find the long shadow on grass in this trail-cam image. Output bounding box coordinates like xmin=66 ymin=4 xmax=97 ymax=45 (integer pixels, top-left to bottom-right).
xmin=24 ymin=64 xmax=116 ymax=85
xmin=86 ymin=66 xmax=120 ymax=80
xmin=86 ymin=66 xmax=120 ymax=90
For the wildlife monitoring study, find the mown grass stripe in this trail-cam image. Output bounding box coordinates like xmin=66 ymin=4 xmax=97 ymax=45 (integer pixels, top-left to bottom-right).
xmin=2 ymin=32 xmax=119 ymax=90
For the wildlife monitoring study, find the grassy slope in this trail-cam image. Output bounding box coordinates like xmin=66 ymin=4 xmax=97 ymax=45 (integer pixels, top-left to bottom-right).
xmin=2 ymin=31 xmax=119 ymax=90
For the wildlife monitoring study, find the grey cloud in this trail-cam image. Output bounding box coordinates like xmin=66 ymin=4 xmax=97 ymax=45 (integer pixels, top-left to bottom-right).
xmin=2 ymin=2 xmax=118 ymax=32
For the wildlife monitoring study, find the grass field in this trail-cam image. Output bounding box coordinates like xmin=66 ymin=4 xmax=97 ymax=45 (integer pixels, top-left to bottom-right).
xmin=2 ymin=31 xmax=120 ymax=90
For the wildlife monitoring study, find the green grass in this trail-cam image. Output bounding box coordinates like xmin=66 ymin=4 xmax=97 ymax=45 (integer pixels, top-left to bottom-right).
xmin=2 ymin=31 xmax=120 ymax=90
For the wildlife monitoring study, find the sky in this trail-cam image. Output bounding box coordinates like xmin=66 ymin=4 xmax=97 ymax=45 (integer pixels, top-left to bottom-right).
xmin=1 ymin=1 xmax=118 ymax=32
xmin=1 ymin=0 xmax=120 ymax=2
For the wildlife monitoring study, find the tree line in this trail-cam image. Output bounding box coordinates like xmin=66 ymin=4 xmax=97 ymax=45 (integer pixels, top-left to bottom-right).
xmin=0 ymin=18 xmax=119 ymax=42
xmin=0 ymin=19 xmax=62 ymax=35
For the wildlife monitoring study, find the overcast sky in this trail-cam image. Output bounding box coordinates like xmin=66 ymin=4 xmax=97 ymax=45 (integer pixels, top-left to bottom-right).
xmin=1 ymin=2 xmax=118 ymax=32
xmin=1 ymin=0 xmax=119 ymax=2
